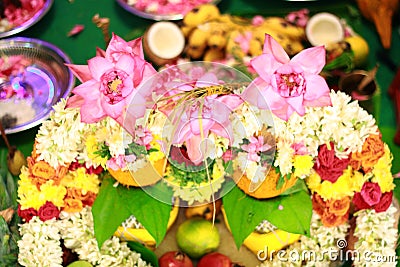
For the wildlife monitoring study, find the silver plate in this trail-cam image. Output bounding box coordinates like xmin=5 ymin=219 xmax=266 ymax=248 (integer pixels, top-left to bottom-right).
xmin=0 ymin=37 xmax=74 ymax=134
xmin=0 ymin=0 xmax=54 ymax=38
xmin=116 ymin=0 xmax=218 ymax=21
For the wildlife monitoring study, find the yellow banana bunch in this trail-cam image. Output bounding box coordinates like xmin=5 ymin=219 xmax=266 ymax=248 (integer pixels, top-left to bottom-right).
xmin=181 ymin=4 xmax=306 ymax=62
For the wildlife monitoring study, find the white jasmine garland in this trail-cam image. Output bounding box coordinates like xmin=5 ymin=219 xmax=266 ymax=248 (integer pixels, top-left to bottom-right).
xmin=271 ymin=91 xmax=379 ymax=175
xmin=35 ymin=99 xmax=90 ymax=168
xmin=18 ymin=217 xmax=63 ymax=267
xmin=353 ymin=205 xmax=398 ymax=267
xmin=59 ymin=207 xmax=152 ymax=267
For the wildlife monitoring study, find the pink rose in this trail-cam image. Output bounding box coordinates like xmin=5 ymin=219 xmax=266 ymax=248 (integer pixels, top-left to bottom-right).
xmin=314 ymin=143 xmax=349 ymax=183
xmin=374 ymin=191 xmax=393 ymax=213
xmin=38 ymin=201 xmax=60 ymax=221
xmin=17 ymin=205 xmax=37 ymax=222
xmin=360 ymin=182 xmax=382 ymax=206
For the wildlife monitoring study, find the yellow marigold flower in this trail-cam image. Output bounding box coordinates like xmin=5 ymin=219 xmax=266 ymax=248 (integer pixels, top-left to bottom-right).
xmin=148 ymin=134 xmax=166 ymax=163
xmin=306 ymin=171 xmax=321 ymax=191
xmin=372 ymin=144 xmax=394 ymax=193
xmin=150 ymin=134 xmax=162 ymax=149
xmin=40 ymin=181 xmax=67 ymax=208
xmin=309 ymin=167 xmax=356 ymax=200
xmin=349 ymin=169 xmax=367 ymax=192
xmin=293 ymin=155 xmax=314 ymax=178
xmin=212 ymin=160 xmax=224 ymax=179
xmin=61 ymin=168 xmax=100 ymax=194
xmin=18 ymin=167 xmax=42 ymax=210
xmin=86 ymin=134 xmax=108 ymax=167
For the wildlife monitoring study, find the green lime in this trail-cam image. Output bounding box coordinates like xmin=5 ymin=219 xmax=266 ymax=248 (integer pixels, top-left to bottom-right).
xmin=176 ymin=218 xmax=220 ymax=259
xmin=66 ymin=261 xmax=93 ymax=267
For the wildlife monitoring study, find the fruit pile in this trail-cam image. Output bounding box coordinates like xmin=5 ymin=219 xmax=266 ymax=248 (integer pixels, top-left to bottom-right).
xmin=158 ymin=211 xmax=240 ymax=267
xmin=179 ymin=4 xmax=306 ymax=63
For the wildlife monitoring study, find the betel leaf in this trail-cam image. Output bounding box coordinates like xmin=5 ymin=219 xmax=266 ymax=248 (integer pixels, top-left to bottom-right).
xmin=92 ymin=177 xmax=131 ymax=248
xmin=119 ymin=181 xmax=173 ymax=246
xmin=222 ymin=182 xmax=279 ymax=248
xmin=92 ymin=177 xmax=174 ymax=248
xmin=127 ymin=241 xmax=159 ymax=267
xmin=279 ymin=179 xmax=309 ymax=196
xmin=265 ymin=190 xmax=312 ymax=237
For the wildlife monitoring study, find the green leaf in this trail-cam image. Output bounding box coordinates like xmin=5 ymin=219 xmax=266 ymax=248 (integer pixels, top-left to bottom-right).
xmin=275 ymin=173 xmax=286 ymax=190
xmin=222 ymin=183 xmax=279 ymax=248
xmin=0 ymin=173 xmax=11 ymax=210
xmin=265 ymin=191 xmax=312 ymax=237
xmin=127 ymin=241 xmax=159 ymax=267
xmin=6 ymin=172 xmax=17 ymax=208
xmin=279 ymin=179 xmax=309 ymax=196
xmin=92 ymin=177 xmax=131 ymax=248
xmin=92 ymin=175 xmax=174 ymax=248
xmin=120 ymin=182 xmax=173 ymax=246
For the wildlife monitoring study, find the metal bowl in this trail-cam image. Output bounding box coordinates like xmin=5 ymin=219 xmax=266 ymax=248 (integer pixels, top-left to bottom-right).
xmin=0 ymin=0 xmax=54 ymax=38
xmin=0 ymin=37 xmax=74 ymax=134
xmin=116 ymin=0 xmax=218 ymax=21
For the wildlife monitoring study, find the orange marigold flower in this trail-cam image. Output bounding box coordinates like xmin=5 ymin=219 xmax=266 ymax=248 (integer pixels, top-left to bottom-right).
xmin=312 ymin=193 xmax=326 ymax=216
xmin=327 ymin=196 xmax=350 ymax=216
xmin=66 ymin=188 xmax=97 ymax=207
xmin=351 ymin=134 xmax=385 ymax=173
xmin=63 ymin=198 xmax=83 ymax=213
xmin=321 ymin=210 xmax=349 ymax=227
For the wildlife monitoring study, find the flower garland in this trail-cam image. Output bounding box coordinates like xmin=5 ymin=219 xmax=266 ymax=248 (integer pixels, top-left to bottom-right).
xmin=352 ymin=205 xmax=398 ymax=266
xmin=17 ymin=207 xmax=152 ymax=267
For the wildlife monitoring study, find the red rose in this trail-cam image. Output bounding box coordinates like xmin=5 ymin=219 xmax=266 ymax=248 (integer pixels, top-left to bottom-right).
xmin=38 ymin=201 xmax=60 ymax=221
xmin=374 ymin=191 xmax=393 ymax=213
xmin=17 ymin=205 xmax=37 ymax=222
xmin=314 ymin=143 xmax=349 ymax=183
xmin=360 ymin=182 xmax=381 ymax=206
xmin=352 ymin=192 xmax=372 ymax=210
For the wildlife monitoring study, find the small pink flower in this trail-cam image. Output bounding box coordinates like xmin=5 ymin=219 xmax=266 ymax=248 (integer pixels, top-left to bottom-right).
xmin=291 ymin=142 xmax=308 ymax=155
xmin=135 ymin=126 xmax=153 ymax=150
xmin=251 ymin=15 xmax=265 ymax=26
xmin=242 ymin=34 xmax=331 ymax=121
xmin=241 ymin=136 xmax=271 ymax=162
xmin=234 ymin=31 xmax=253 ymax=54
xmin=222 ymin=150 xmax=233 ymax=163
xmin=285 ymin=9 xmax=309 ymax=28
xmin=107 ymin=154 xmax=136 ymax=170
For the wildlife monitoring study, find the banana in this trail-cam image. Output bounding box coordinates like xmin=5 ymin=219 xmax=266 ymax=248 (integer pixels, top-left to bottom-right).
xmin=243 ymin=230 xmax=301 ymax=257
xmin=203 ymin=48 xmax=225 ymax=62
xmin=187 ymin=27 xmax=209 ymax=48
xmin=114 ymin=204 xmax=180 ymax=250
xmin=221 ymin=207 xmax=300 ymax=257
xmin=261 ymin=17 xmax=305 ymax=40
xmin=252 ymin=27 xmax=304 ymax=56
xmin=182 ymin=4 xmax=221 ymax=27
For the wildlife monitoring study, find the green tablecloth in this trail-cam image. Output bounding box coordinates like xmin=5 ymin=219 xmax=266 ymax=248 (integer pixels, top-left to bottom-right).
xmin=1 ymin=0 xmax=399 ymax=172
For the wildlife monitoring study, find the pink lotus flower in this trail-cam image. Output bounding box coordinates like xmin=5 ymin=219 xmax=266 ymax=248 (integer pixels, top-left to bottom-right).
xmin=66 ymin=34 xmax=157 ymax=135
xmin=161 ymin=73 xmax=243 ymax=165
xmin=242 ymin=34 xmax=331 ymax=121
